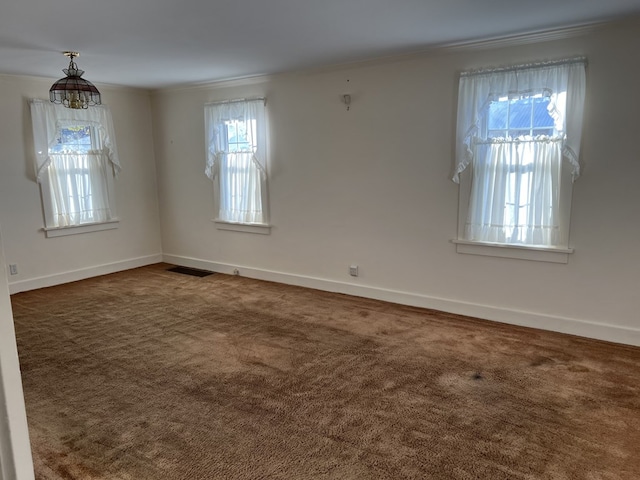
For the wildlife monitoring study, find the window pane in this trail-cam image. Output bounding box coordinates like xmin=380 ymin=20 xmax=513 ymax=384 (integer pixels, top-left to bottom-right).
xmin=52 ymin=126 xmax=92 ymax=153
xmin=488 ymin=129 xmax=506 ymax=139
xmin=488 ymin=100 xmax=508 ymax=130
xmin=225 ymin=119 xmax=257 ymax=153
xmin=508 ymin=97 xmax=532 ymax=129
xmin=532 ymin=128 xmax=553 ymax=136
xmin=532 ymin=97 xmax=554 ymax=128
xmin=511 ymin=129 xmax=530 ymax=138
xmin=487 ymin=95 xmax=555 ymax=138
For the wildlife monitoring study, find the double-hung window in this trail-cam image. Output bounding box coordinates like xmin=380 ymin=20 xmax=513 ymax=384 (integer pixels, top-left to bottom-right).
xmin=205 ymin=98 xmax=269 ymax=232
xmin=30 ymin=100 xmax=120 ymax=237
xmin=452 ymin=58 xmax=586 ymax=260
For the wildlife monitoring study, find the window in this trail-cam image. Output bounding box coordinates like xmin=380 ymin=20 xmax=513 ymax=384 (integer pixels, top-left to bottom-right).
xmin=487 ymin=94 xmax=555 ymax=138
xmin=452 ymin=59 xmax=586 ymax=260
xmin=29 ymin=100 xmax=121 ymax=237
xmin=205 ymin=99 xmax=269 ymax=232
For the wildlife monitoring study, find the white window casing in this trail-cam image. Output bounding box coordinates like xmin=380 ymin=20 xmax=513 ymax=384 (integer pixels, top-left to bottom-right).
xmin=452 ymin=58 xmax=586 ymax=261
xmin=205 ymin=98 xmax=270 ymax=231
xmin=29 ymin=100 xmax=120 ymax=237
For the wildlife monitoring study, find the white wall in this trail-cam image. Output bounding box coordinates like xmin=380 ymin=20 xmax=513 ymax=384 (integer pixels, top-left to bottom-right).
xmin=0 ymin=75 xmax=163 ymax=292
xmin=0 ymin=76 xmax=163 ymax=478
xmin=0 ymin=225 xmax=34 ymax=480
xmin=152 ymin=19 xmax=640 ymax=346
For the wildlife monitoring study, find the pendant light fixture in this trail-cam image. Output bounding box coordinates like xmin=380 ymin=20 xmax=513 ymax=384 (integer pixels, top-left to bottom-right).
xmin=49 ymin=51 xmax=101 ymax=109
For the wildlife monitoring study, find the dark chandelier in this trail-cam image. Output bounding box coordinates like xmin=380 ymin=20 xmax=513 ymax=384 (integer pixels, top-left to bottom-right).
xmin=49 ymin=52 xmax=101 ymax=109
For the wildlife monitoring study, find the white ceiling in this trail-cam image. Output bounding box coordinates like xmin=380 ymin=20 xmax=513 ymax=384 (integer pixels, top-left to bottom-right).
xmin=2 ymin=0 xmax=640 ymax=89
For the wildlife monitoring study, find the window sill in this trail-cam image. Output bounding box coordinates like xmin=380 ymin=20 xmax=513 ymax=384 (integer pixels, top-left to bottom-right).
xmin=451 ymin=239 xmax=573 ymax=264
xmin=43 ymin=220 xmax=120 ymax=238
xmin=213 ymin=220 xmax=271 ymax=235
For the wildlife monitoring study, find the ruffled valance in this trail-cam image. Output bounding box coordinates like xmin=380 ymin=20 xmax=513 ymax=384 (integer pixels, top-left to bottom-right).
xmin=204 ymin=99 xmax=267 ymax=180
xmin=452 ymin=59 xmax=586 ymax=183
xmin=29 ymin=99 xmax=121 ymax=183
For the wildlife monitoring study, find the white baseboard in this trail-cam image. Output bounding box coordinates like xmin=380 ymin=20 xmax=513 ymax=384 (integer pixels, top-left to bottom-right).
xmin=163 ymin=254 xmax=640 ymax=348
xmin=8 ymin=254 xmax=163 ymax=295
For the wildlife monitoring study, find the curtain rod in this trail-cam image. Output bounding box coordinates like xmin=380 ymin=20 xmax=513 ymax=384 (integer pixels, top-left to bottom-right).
xmin=460 ymin=56 xmax=587 ymax=77
xmin=205 ymin=97 xmax=266 ymax=106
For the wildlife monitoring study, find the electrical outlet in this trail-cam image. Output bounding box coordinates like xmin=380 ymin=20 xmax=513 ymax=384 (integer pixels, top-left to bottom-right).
xmin=9 ymin=264 xmax=18 ymax=275
xmin=349 ymin=265 xmax=358 ymax=277
xmin=233 ymin=269 xmax=240 ymax=276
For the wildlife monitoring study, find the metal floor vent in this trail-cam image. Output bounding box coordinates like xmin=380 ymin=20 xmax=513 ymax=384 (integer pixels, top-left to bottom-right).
xmin=167 ymin=266 xmax=214 ymax=277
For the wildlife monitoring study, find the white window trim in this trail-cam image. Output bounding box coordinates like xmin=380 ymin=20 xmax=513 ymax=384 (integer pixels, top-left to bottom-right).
xmin=213 ymin=219 xmax=271 ymax=235
xmin=30 ymin=99 xmax=121 ymax=236
xmin=43 ymin=219 xmax=120 ymax=238
xmin=452 ymin=58 xmax=586 ymax=261
xmin=451 ymin=239 xmax=572 ymax=264
xmin=205 ymin=98 xmax=270 ymax=228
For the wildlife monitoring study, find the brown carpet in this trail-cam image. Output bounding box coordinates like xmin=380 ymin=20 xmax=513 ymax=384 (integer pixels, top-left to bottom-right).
xmin=10 ymin=263 xmax=640 ymax=480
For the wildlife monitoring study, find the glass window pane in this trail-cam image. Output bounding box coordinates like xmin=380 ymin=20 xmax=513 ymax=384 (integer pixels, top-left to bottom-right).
xmin=488 ymin=100 xmax=508 ymax=130
xmin=488 ymin=130 xmax=506 ymax=139
xmin=533 ymin=97 xmax=554 ymax=128
xmin=511 ymin=129 xmax=530 ymax=138
xmin=532 ymin=128 xmax=553 ymax=136
xmin=225 ymin=119 xmax=257 ymax=152
xmin=52 ymin=126 xmax=92 ymax=153
xmin=508 ymin=98 xmax=532 ymax=129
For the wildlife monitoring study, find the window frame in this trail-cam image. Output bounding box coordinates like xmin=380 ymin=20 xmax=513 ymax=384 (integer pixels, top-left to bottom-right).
xmin=29 ymin=100 xmax=121 ymax=238
xmin=205 ymin=98 xmax=270 ymax=233
xmin=452 ymin=59 xmax=586 ymax=262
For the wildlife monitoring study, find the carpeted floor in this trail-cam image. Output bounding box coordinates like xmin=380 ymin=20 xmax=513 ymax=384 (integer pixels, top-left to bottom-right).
xmin=10 ymin=263 xmax=640 ymax=479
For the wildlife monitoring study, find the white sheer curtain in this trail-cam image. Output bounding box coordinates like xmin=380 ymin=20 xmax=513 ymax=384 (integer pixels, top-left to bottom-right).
xmin=29 ymin=100 xmax=120 ymax=182
xmin=205 ymin=99 xmax=268 ymax=224
xmin=219 ymin=152 xmax=263 ymax=224
xmin=29 ymin=99 xmax=120 ymax=228
xmin=47 ymin=152 xmax=112 ymax=227
xmin=466 ymin=138 xmax=562 ymax=245
xmin=453 ymin=59 xmax=586 ymax=247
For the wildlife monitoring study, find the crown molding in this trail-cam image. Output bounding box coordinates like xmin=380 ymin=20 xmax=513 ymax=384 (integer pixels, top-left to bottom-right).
xmin=150 ymin=72 xmax=275 ymax=95
xmin=438 ymin=21 xmax=607 ymax=52
xmin=151 ymin=17 xmax=627 ymax=94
